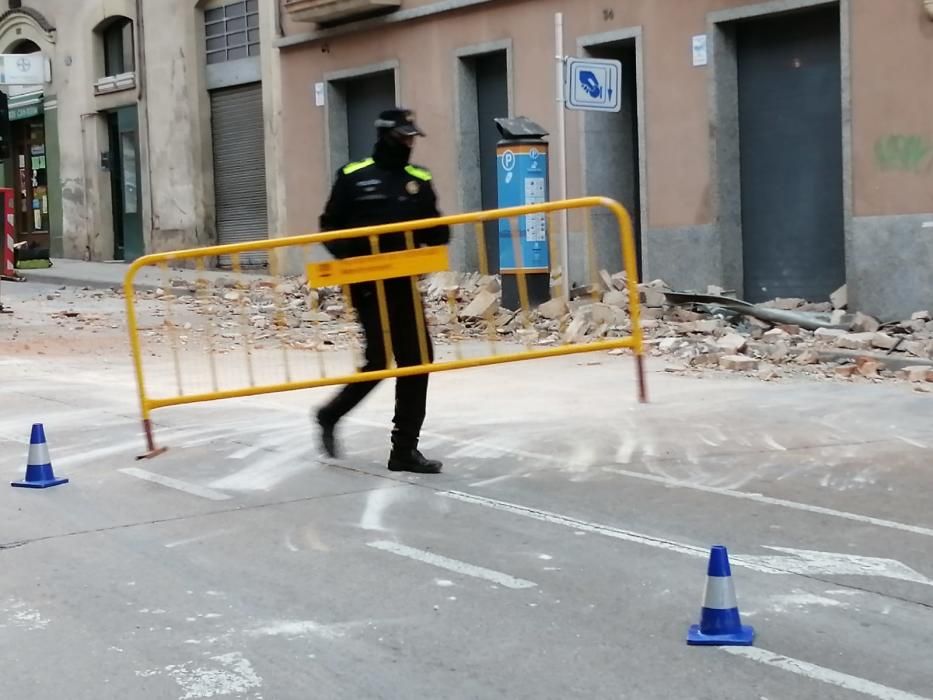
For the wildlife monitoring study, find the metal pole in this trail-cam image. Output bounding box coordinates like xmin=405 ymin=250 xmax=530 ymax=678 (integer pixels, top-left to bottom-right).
xmin=555 ymin=12 xmax=570 ymax=301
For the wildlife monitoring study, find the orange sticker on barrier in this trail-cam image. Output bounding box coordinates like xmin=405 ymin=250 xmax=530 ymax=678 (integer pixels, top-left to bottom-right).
xmin=307 ymin=245 xmax=450 ymax=287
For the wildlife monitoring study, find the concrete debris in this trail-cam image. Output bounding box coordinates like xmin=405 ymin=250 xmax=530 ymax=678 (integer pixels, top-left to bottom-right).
xmin=459 ymin=290 xmax=499 ymax=319
xmin=757 ymin=365 xmax=780 ymax=381
xmin=871 ymin=333 xmax=900 ymax=351
xmin=765 ymin=298 xmax=806 ymax=311
xmin=603 ymin=290 xmax=628 ymax=308
xmin=851 ymin=312 xmax=881 ymax=333
xmin=830 ymin=284 xmax=848 ymax=310
xmin=563 ymin=316 xmax=590 ymax=344
xmin=716 ymin=333 xmax=747 ymax=354
xmin=47 ymin=268 xmax=915 ymax=389
xmin=599 ymin=269 xmax=615 ymax=291
xmin=856 ymin=357 xmax=883 ymax=378
xmin=639 ymin=280 xmax=669 ymax=308
xmin=899 ymin=366 xmax=933 ymax=383
xmin=762 ymin=328 xmax=790 ymax=341
xmin=538 ymin=297 xmax=568 ymax=320
xmin=835 ymin=332 xmax=876 ymax=350
xmin=720 ymin=355 xmax=758 ymax=371
xmin=641 ymin=288 xmax=667 ymax=308
xmin=814 ymin=327 xmax=847 ymax=340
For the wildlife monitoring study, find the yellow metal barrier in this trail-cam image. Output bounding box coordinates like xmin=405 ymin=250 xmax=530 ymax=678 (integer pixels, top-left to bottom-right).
xmin=124 ymin=196 xmax=646 ymax=457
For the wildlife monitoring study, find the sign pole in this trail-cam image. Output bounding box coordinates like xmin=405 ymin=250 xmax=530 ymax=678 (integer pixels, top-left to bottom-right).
xmin=554 ymin=12 xmax=569 ymax=301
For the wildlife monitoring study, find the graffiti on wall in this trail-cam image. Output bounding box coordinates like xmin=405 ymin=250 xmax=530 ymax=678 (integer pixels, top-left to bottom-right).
xmin=875 ymin=134 xmax=933 ymax=173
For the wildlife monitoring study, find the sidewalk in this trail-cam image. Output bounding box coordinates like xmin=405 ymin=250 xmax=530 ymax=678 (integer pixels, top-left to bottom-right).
xmin=12 ymin=258 xmax=271 ymax=292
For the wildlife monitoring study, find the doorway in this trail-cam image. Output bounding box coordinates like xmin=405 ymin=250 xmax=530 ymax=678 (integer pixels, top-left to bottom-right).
xmin=107 ymin=106 xmax=143 ymax=261
xmin=10 ymin=116 xmax=48 ymax=251
xmin=736 ymin=6 xmax=844 ymax=302
xmin=457 ymin=49 xmax=509 ymax=272
xmin=344 ymin=71 xmax=396 ymax=163
xmin=581 ymin=37 xmax=641 ymax=282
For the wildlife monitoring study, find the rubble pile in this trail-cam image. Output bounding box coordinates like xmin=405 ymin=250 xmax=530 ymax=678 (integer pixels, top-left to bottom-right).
xmin=55 ymin=271 xmax=933 ymax=386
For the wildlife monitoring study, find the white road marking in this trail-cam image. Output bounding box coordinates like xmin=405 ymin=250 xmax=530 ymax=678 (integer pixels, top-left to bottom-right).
xmin=763 ymin=435 xmax=787 ymax=451
xmin=165 ymin=530 xmax=232 ymax=549
xmin=603 ymin=467 xmax=933 ymax=539
xmin=329 ymin=414 xmax=933 ymax=541
xmin=469 ymin=474 xmax=518 ymax=488
xmin=119 ymin=468 xmax=231 ymax=501
xmin=738 ymin=546 xmax=933 ymax=587
xmin=360 ymin=487 xmax=404 ymax=532
xmin=440 ymin=491 xmax=931 ymax=583
xmin=209 ymin=444 xmax=313 ymax=492
xmin=439 ymin=490 xmax=770 ymax=571
xmin=367 ymin=540 xmax=537 ymax=590
xmin=722 ymin=647 xmax=931 ymax=700
xmin=248 ymin=620 xmax=344 ymax=641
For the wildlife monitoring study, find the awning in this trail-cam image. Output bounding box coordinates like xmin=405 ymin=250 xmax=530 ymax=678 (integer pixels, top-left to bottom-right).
xmin=8 ymin=90 xmax=44 ymax=121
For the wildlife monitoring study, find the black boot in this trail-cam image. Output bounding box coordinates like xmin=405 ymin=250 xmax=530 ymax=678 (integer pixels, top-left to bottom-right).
xmin=315 ymin=410 xmax=339 ymax=458
xmin=388 ymin=447 xmax=442 ymax=474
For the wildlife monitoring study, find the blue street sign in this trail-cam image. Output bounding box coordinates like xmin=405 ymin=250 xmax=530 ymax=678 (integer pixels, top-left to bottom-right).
xmin=565 ymin=57 xmax=622 ymax=113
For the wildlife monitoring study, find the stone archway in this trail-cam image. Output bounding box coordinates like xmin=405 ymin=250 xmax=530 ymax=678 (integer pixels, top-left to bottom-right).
xmin=0 ymin=7 xmax=55 ymax=54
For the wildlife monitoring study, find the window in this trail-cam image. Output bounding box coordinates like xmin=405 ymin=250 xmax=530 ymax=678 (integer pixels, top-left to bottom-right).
xmin=103 ymin=18 xmax=135 ymax=76
xmin=205 ymin=1 xmax=260 ymax=64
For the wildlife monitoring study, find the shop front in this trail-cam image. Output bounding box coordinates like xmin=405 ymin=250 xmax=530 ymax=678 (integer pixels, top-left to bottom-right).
xmin=7 ymin=91 xmax=48 ymax=254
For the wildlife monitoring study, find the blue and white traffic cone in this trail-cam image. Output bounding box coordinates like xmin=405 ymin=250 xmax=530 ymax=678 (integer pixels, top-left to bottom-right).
xmin=687 ymin=545 xmax=754 ymax=646
xmin=11 ymin=424 xmax=68 ymax=489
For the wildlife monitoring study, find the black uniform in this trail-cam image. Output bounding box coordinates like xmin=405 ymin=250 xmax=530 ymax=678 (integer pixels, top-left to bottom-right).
xmin=316 ymin=135 xmax=450 ymax=457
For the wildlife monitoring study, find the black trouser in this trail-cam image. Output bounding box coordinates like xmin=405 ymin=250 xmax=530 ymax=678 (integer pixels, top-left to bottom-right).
xmin=318 ymin=279 xmax=434 ymax=451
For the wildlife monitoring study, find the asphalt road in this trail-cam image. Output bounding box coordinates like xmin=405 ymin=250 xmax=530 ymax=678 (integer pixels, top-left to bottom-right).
xmin=1 ymin=280 xmax=932 ymax=699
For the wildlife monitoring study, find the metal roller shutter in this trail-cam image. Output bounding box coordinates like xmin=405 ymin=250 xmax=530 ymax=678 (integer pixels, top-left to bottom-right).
xmin=210 ymin=83 xmax=268 ymax=268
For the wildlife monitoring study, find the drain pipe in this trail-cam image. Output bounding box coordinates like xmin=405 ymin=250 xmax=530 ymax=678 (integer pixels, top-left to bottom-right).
xmin=135 ymin=0 xmax=156 ymax=243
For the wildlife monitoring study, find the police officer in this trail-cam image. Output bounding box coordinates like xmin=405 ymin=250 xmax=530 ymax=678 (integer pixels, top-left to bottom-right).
xmin=314 ymin=108 xmax=449 ymax=474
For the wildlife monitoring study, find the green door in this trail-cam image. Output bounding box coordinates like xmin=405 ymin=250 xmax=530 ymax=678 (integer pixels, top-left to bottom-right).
xmin=113 ymin=106 xmax=143 ymax=261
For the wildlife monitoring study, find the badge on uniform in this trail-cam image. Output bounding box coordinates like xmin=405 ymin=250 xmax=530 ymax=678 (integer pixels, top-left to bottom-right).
xmin=406 ymin=180 xmax=420 ymax=195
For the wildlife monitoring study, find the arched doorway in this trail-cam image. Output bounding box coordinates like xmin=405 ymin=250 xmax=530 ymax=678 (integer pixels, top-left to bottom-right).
xmin=3 ymin=39 xmax=49 ymax=254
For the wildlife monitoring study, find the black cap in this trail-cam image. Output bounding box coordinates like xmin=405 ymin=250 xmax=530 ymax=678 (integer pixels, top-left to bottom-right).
xmin=374 ymin=108 xmax=425 ymax=137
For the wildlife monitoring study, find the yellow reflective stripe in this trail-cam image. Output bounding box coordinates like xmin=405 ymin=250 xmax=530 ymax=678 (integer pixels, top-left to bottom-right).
xmin=405 ymin=165 xmax=432 ymax=181
xmin=342 ymin=158 xmax=375 ymax=175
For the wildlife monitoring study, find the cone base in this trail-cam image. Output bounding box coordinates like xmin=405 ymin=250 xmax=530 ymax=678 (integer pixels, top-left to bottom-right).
xmin=11 ymin=477 xmax=69 ymax=489
xmin=687 ymin=623 xmax=755 ymax=646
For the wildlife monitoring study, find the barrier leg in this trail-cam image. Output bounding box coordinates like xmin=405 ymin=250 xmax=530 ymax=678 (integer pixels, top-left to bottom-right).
xmin=635 ymin=354 xmax=648 ymax=404
xmin=138 ymin=418 xmax=168 ymax=460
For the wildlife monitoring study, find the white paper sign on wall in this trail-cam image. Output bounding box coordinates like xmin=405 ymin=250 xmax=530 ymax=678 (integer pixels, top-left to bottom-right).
xmin=692 ymin=35 xmax=708 ymax=67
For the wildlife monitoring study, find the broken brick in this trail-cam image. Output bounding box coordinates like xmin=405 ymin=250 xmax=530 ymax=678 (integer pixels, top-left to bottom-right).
xmin=719 ymin=355 xmax=758 ymax=371
xmin=835 ymin=332 xmax=876 ymax=350
xmin=899 ymin=366 xmax=933 ymax=383
xmin=851 ymin=312 xmax=880 ymax=333
xmin=856 ymin=357 xmax=883 ymax=378
xmin=716 ymin=333 xmax=747 ymax=354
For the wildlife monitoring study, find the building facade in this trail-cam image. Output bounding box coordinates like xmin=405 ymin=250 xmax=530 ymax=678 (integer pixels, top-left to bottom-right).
xmin=0 ymin=0 xmax=285 ymax=264
xmin=275 ymin=0 xmax=933 ymax=320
